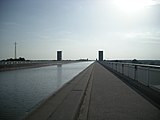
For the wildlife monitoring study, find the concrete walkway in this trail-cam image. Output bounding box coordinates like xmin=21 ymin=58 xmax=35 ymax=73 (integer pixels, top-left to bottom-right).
xmin=25 ymin=62 xmax=160 ymax=120
xmin=25 ymin=62 xmax=94 ymax=120
xmin=85 ymin=62 xmax=160 ymax=120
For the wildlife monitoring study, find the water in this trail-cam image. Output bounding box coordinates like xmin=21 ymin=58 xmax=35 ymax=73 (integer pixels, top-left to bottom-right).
xmin=0 ymin=62 xmax=93 ymax=120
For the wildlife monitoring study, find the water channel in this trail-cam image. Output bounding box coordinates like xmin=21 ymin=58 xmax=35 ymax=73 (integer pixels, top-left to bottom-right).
xmin=0 ymin=62 xmax=93 ymax=120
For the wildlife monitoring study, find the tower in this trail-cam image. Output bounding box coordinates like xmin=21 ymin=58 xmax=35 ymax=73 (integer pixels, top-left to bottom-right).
xmin=57 ymin=51 xmax=62 ymax=61
xmin=98 ymin=51 xmax=103 ymax=61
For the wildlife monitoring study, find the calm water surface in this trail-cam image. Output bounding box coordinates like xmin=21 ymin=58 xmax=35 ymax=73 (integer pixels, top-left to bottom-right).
xmin=0 ymin=62 xmax=93 ymax=120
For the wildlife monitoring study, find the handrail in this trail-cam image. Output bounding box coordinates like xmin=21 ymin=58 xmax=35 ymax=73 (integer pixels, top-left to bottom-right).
xmin=106 ymin=62 xmax=160 ymax=69
xmin=99 ymin=61 xmax=160 ymax=90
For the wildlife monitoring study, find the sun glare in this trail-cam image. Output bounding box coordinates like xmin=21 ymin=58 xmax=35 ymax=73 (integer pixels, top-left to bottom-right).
xmin=113 ymin=0 xmax=155 ymax=13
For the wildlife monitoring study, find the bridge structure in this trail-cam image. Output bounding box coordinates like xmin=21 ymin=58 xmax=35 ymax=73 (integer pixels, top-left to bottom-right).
xmin=25 ymin=61 xmax=160 ymax=120
xmin=0 ymin=60 xmax=77 ymax=71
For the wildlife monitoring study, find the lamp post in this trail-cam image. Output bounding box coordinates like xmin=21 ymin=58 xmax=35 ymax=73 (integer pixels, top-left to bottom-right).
xmin=15 ymin=42 xmax=17 ymax=59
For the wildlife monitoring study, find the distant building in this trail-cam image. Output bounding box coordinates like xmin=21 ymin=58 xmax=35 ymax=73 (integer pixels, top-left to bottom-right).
xmin=99 ymin=51 xmax=103 ymax=61
xmin=57 ymin=51 xmax=62 ymax=61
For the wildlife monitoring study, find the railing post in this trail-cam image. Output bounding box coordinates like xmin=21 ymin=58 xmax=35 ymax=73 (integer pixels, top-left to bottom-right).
xmin=122 ymin=64 xmax=124 ymax=75
xmin=134 ymin=65 xmax=137 ymax=80
xmin=128 ymin=64 xmax=129 ymax=77
xmin=116 ymin=63 xmax=117 ymax=72
xmin=147 ymin=68 xmax=149 ymax=87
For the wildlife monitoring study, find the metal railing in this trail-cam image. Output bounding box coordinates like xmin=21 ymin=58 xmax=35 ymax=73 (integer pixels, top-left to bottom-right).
xmin=100 ymin=61 xmax=160 ymax=89
xmin=0 ymin=60 xmax=55 ymax=65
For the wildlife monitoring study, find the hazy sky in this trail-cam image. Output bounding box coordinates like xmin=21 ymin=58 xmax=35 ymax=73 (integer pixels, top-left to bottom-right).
xmin=0 ymin=0 xmax=160 ymax=60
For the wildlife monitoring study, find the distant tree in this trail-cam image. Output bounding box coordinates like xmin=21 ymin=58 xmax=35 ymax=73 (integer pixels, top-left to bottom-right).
xmin=132 ymin=59 xmax=140 ymax=64
xmin=18 ymin=57 xmax=25 ymax=61
xmin=7 ymin=58 xmax=14 ymax=61
xmin=114 ymin=60 xmax=122 ymax=62
xmin=5 ymin=57 xmax=25 ymax=61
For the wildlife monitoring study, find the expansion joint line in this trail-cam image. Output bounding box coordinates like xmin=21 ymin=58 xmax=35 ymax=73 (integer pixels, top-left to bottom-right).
xmin=76 ymin=62 xmax=95 ymax=120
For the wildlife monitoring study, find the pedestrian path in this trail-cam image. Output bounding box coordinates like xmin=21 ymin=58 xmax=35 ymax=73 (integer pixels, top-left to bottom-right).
xmin=85 ymin=62 xmax=160 ymax=120
xmin=25 ymin=62 xmax=160 ymax=120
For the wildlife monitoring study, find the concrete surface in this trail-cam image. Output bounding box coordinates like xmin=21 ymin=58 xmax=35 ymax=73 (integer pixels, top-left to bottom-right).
xmin=25 ymin=62 xmax=160 ymax=120
xmin=25 ymin=63 xmax=94 ymax=120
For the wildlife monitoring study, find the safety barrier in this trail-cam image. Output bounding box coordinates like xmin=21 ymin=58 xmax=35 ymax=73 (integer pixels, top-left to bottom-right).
xmin=0 ymin=60 xmax=54 ymax=65
xmin=100 ymin=61 xmax=160 ymax=89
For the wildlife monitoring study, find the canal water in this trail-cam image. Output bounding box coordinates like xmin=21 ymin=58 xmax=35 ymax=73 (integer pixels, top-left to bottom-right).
xmin=0 ymin=62 xmax=93 ymax=120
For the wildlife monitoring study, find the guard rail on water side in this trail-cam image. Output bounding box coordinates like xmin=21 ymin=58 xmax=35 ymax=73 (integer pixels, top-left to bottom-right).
xmin=0 ymin=60 xmax=58 ymax=65
xmin=100 ymin=61 xmax=160 ymax=90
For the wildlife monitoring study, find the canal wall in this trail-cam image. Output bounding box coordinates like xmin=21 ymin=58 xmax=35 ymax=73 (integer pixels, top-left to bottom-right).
xmin=0 ymin=61 xmax=82 ymax=72
xmin=25 ymin=62 xmax=94 ymax=120
xmin=24 ymin=62 xmax=160 ymax=120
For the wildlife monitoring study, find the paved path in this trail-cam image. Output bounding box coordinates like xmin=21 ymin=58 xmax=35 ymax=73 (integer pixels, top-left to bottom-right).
xmin=25 ymin=62 xmax=94 ymax=120
xmin=25 ymin=62 xmax=160 ymax=120
xmin=85 ymin=62 xmax=160 ymax=120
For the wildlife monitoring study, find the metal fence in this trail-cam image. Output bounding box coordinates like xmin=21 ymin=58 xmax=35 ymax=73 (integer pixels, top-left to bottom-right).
xmin=100 ymin=61 xmax=160 ymax=89
xmin=0 ymin=60 xmax=54 ymax=65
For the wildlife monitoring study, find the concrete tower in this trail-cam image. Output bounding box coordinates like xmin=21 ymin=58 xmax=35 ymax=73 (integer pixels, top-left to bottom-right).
xmin=98 ymin=51 xmax=103 ymax=61
xmin=57 ymin=51 xmax=62 ymax=61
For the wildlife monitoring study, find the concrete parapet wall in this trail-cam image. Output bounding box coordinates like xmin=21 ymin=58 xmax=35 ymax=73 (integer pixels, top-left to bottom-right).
xmin=99 ymin=61 xmax=160 ymax=89
xmin=99 ymin=61 xmax=160 ymax=108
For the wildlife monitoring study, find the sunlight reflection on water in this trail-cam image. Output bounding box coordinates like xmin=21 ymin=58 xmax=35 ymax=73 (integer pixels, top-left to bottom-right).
xmin=0 ymin=62 xmax=93 ymax=120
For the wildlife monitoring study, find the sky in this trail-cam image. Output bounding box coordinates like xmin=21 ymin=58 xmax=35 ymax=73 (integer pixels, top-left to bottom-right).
xmin=0 ymin=0 xmax=160 ymax=60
